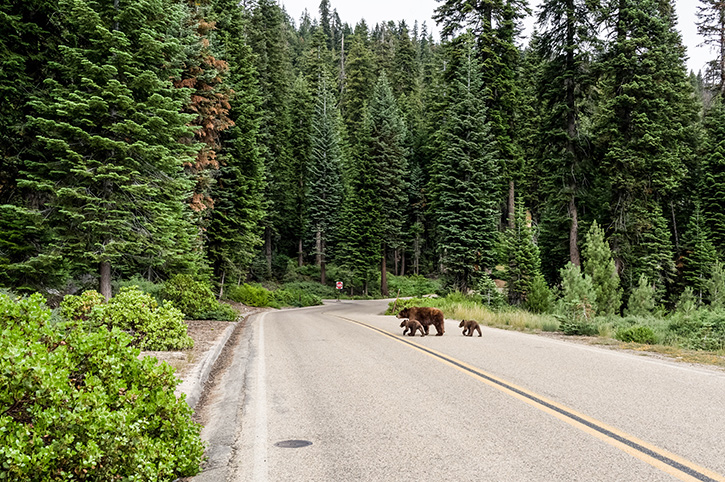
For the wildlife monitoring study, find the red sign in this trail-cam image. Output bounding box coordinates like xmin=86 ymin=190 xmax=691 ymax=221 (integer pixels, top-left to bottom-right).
xmin=336 ymin=281 xmax=343 ymax=290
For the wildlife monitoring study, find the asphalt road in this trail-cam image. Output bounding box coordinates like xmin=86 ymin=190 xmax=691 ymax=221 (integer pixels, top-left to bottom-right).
xmin=190 ymin=299 xmax=725 ymax=482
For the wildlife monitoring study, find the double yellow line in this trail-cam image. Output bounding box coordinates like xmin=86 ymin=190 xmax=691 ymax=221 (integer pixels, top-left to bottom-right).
xmin=339 ymin=316 xmax=725 ymax=482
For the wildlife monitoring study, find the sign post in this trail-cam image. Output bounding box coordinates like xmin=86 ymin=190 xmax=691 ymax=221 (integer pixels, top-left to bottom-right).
xmin=336 ymin=281 xmax=343 ymax=302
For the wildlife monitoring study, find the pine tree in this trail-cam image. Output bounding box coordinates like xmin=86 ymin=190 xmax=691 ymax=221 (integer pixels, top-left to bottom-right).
xmin=16 ymin=0 xmax=202 ymax=298
xmin=340 ymin=23 xmax=376 ymax=146
xmin=504 ymin=197 xmax=542 ymax=306
xmin=625 ymin=274 xmax=657 ymax=317
xmin=595 ymin=0 xmax=697 ymax=298
xmin=429 ymin=34 xmax=499 ymax=291
xmin=248 ymin=0 xmax=295 ymax=272
xmin=362 ymin=73 xmax=408 ymax=296
xmin=206 ymin=0 xmax=266 ymax=288
xmin=305 ymin=72 xmax=345 ymax=285
xmin=434 ymin=0 xmax=528 ymax=227
xmin=696 ymin=0 xmax=725 ymax=93
xmin=582 ymin=221 xmax=622 ymax=316
xmin=680 ymin=203 xmax=718 ymax=303
xmin=535 ymin=0 xmax=599 ymax=267
xmin=559 ymin=262 xmax=597 ymax=322
xmin=700 ymin=99 xmax=725 ymax=256
xmin=288 ymin=75 xmax=314 ymax=266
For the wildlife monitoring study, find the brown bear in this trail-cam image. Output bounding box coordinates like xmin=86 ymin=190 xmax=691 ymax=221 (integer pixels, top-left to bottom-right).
xmin=400 ymin=319 xmax=426 ymax=336
xmin=459 ymin=319 xmax=482 ymax=337
xmin=396 ymin=307 xmax=445 ymax=336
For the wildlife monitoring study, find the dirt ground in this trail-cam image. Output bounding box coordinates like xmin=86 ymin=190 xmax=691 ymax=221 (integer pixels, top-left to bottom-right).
xmin=140 ymin=301 xmax=266 ymax=378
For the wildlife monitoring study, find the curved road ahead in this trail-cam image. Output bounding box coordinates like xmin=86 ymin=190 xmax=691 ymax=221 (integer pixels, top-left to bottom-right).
xmin=191 ymin=299 xmax=725 ymax=482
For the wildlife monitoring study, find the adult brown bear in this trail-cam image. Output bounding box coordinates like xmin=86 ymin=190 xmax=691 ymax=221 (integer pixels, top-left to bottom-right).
xmin=396 ymin=307 xmax=445 ymax=336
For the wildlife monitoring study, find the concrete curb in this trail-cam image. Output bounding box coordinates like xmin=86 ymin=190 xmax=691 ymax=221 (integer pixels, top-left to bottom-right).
xmin=176 ymin=321 xmax=237 ymax=410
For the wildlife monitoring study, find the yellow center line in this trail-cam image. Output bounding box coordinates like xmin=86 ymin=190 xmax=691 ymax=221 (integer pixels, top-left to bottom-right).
xmin=336 ymin=315 xmax=725 ymax=482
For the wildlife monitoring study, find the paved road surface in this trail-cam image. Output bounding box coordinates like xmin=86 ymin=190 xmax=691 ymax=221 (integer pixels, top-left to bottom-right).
xmin=190 ymin=299 xmax=725 ymax=481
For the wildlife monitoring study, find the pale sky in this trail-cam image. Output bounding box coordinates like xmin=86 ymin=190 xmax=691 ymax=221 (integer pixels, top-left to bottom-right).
xmin=278 ymin=0 xmax=712 ymax=74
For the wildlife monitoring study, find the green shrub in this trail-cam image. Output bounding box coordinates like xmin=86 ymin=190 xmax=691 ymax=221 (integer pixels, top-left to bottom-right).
xmin=81 ymin=287 xmax=194 ymax=351
xmin=281 ymin=281 xmax=338 ymax=299
xmin=669 ymin=309 xmax=725 ymax=351
xmin=526 ymin=273 xmax=554 ymax=314
xmin=273 ymin=288 xmax=323 ymax=307
xmin=162 ymin=274 xmax=218 ymax=319
xmin=60 ymin=289 xmax=106 ymax=324
xmin=476 ymin=274 xmax=506 ymax=308
xmin=625 ymin=275 xmax=657 ymax=317
xmin=557 ymin=315 xmax=599 ymax=336
xmin=198 ymin=302 xmax=239 ymax=321
xmin=615 ymin=325 xmax=657 ymax=344
xmin=388 ymin=274 xmax=441 ymax=298
xmin=115 ymin=275 xmax=165 ymax=303
xmin=227 ymin=283 xmax=276 ymax=307
xmin=0 ymin=292 xmax=204 ymax=480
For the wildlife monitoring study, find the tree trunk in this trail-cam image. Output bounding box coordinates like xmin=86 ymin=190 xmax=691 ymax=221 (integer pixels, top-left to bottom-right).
xmin=569 ymin=195 xmax=580 ymax=266
xmin=315 ymin=228 xmax=322 ymax=266
xmin=401 ymin=250 xmax=406 ymax=276
xmin=381 ymin=247 xmax=389 ymax=297
xmin=218 ymin=270 xmax=226 ymax=301
xmin=100 ymin=261 xmax=112 ymax=301
xmin=320 ymin=238 xmax=327 ymax=285
xmin=508 ymin=180 xmax=515 ymax=229
xmin=264 ymin=227 xmax=272 ymax=274
xmin=414 ymin=235 xmax=420 ymax=275
xmin=394 ymin=248 xmax=399 ymax=276
xmin=298 ymin=238 xmax=304 ymax=267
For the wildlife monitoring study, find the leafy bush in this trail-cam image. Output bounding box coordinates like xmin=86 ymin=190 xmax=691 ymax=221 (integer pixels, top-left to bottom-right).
xmin=162 ymin=274 xmax=218 ymax=319
xmin=625 ymin=275 xmax=657 ymax=317
xmin=281 ymin=281 xmax=338 ymax=299
xmin=526 ymin=273 xmax=553 ymax=314
xmin=669 ymin=309 xmax=725 ymax=351
xmin=557 ymin=315 xmax=599 ymax=336
xmin=197 ymin=302 xmax=239 ymax=321
xmin=0 ymin=292 xmax=204 ymax=480
xmin=273 ymin=288 xmax=323 ymax=308
xmin=615 ymin=325 xmax=658 ymax=344
xmin=60 ymin=289 xmax=106 ymax=324
xmin=387 ymin=274 xmax=441 ymax=298
xmin=476 ymin=274 xmax=506 ymax=308
xmin=227 ymin=283 xmax=275 ymax=307
xmin=63 ymin=287 xmax=194 ymax=351
xmin=115 ymin=275 xmax=165 ymax=303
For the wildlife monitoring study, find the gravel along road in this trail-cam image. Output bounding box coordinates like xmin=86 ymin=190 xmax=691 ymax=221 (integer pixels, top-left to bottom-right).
xmin=189 ymin=299 xmax=725 ymax=482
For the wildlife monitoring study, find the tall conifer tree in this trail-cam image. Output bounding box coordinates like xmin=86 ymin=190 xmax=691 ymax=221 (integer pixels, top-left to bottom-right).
xmin=17 ymin=0 xmax=202 ymax=297
xmin=306 ymin=72 xmax=345 ymax=285
xmin=430 ymin=34 xmax=499 ymax=291
xmin=595 ymin=0 xmax=697 ymax=296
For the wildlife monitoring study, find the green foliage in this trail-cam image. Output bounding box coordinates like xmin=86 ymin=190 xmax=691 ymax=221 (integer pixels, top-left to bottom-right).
xmin=625 ymin=275 xmax=657 ymax=318
xmin=675 ymin=286 xmax=698 ymax=314
xmin=163 ymin=274 xmax=235 ymax=321
xmin=89 ymin=287 xmax=194 ymax=351
xmin=272 ymin=288 xmax=322 ymax=308
xmin=429 ymin=34 xmax=499 ymax=291
xmin=227 ymin=283 xmax=275 ymax=307
xmin=707 ymin=261 xmax=725 ymax=309
xmin=557 ymin=262 xmax=597 ymax=335
xmin=477 ymin=274 xmax=506 ymax=308
xmin=388 ymin=274 xmax=441 ymax=298
xmin=669 ymin=309 xmax=725 ymax=351
xmin=526 ymin=273 xmax=554 ymax=314
xmin=583 ymin=221 xmax=622 ymax=316
xmin=115 ymin=275 xmax=165 ymax=304
xmin=0 ymin=292 xmax=204 ymax=480
xmin=615 ymin=325 xmax=658 ymax=345
xmin=504 ymin=197 xmax=542 ymax=306
xmin=16 ymin=0 xmax=203 ymax=291
xmin=59 ymin=289 xmax=105 ymax=324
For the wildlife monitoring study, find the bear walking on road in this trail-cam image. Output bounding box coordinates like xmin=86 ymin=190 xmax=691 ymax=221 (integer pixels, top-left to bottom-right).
xmin=400 ymin=319 xmax=426 ymax=336
xmin=459 ymin=319 xmax=482 ymax=337
xmin=396 ymin=307 xmax=445 ymax=336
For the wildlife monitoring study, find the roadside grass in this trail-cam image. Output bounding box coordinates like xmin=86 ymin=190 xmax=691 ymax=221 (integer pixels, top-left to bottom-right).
xmin=387 ymin=295 xmax=725 ymax=368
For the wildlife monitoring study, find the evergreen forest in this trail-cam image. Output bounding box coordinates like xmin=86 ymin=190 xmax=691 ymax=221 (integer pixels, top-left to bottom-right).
xmin=4 ymin=0 xmax=725 ymax=316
